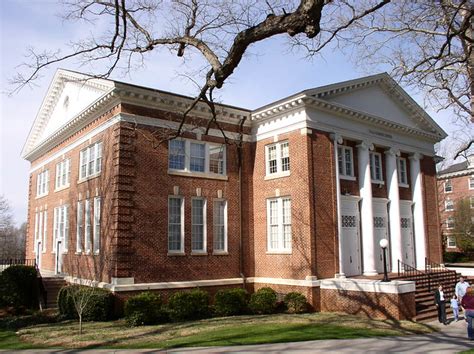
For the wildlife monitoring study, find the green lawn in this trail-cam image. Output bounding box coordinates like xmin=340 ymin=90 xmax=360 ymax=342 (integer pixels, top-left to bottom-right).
xmin=0 ymin=330 xmax=45 ymax=349
xmin=4 ymin=312 xmax=435 ymax=350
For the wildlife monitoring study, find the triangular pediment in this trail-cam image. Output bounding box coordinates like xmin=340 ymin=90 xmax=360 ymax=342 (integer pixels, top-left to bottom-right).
xmin=305 ymin=73 xmax=446 ymax=138
xmin=22 ymin=69 xmax=115 ymax=159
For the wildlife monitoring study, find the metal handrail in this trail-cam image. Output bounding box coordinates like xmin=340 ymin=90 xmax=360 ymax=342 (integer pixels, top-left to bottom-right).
xmin=34 ymin=263 xmax=48 ymax=310
xmin=397 ymin=259 xmax=425 ymax=280
xmin=425 ymin=257 xmax=457 ymax=292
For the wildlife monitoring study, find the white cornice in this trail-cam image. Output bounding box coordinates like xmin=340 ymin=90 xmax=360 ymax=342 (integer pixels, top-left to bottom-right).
xmin=437 ymin=169 xmax=474 ymax=179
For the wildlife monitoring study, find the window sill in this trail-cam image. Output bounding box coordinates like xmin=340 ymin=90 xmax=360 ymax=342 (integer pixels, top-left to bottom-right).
xmin=264 ymin=171 xmax=290 ymax=181
xmin=213 ymin=251 xmax=229 ymax=255
xmin=78 ymin=173 xmax=101 ymax=185
xmin=75 ymin=252 xmax=83 ymax=255
xmin=340 ymin=175 xmax=356 ymax=181
xmin=168 ymin=169 xmax=228 ymax=181
xmin=54 ymin=185 xmax=70 ymax=193
xmin=266 ymin=251 xmax=292 ymax=255
xmin=191 ymin=252 xmax=208 ymax=256
xmin=398 ymin=183 xmax=409 ymax=188
xmin=35 ymin=193 xmax=49 ymax=200
xmin=371 ymin=180 xmax=385 ymax=185
xmin=168 ymin=251 xmax=186 ymax=256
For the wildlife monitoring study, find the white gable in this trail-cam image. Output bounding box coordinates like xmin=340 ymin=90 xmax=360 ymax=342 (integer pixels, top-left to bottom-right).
xmin=322 ymin=85 xmax=424 ymax=131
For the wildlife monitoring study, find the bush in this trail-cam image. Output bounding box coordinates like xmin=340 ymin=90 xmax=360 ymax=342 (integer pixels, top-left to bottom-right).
xmin=249 ymin=287 xmax=277 ymax=314
xmin=124 ymin=292 xmax=167 ymax=326
xmin=284 ymin=292 xmax=308 ymax=314
xmin=443 ymin=252 xmax=473 ymax=263
xmin=168 ymin=289 xmax=210 ymax=322
xmin=0 ymin=310 xmax=58 ymax=330
xmin=57 ymin=285 xmax=113 ymax=321
xmin=0 ymin=265 xmax=39 ymax=310
xmin=214 ymin=288 xmax=249 ymax=316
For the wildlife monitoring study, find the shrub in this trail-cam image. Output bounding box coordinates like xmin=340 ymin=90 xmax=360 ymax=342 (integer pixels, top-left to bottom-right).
xmin=168 ymin=289 xmax=210 ymax=321
xmin=249 ymin=287 xmax=277 ymax=314
xmin=0 ymin=265 xmax=39 ymax=310
xmin=124 ymin=292 xmax=167 ymax=326
xmin=57 ymin=285 xmax=113 ymax=321
xmin=0 ymin=310 xmax=58 ymax=330
xmin=284 ymin=292 xmax=308 ymax=314
xmin=214 ymin=288 xmax=249 ymax=316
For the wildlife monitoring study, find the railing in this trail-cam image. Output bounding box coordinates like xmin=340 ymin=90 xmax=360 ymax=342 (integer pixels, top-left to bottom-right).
xmin=0 ymin=258 xmax=36 ymax=272
xmin=35 ymin=264 xmax=48 ymax=310
xmin=397 ymin=259 xmax=425 ymax=281
xmin=425 ymin=258 xmax=458 ymax=293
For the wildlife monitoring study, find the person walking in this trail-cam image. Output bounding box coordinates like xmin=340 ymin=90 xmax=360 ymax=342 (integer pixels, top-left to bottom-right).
xmin=450 ymin=295 xmax=459 ymax=322
xmin=434 ymin=284 xmax=447 ymax=325
xmin=461 ymin=286 xmax=474 ymax=340
xmin=455 ymin=276 xmax=470 ymax=303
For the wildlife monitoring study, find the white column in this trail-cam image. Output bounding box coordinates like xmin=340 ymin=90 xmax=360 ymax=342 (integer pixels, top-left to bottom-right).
xmin=409 ymin=153 xmax=426 ymax=269
xmin=330 ymin=133 xmax=345 ymax=278
xmin=357 ymin=141 xmax=377 ymax=276
xmin=385 ymin=148 xmax=402 ymax=272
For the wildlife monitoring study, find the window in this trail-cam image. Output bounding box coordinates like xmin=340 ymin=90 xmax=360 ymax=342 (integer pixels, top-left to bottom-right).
xmin=267 ymin=197 xmax=292 ymax=252
xmin=266 ymin=141 xmax=290 ymax=176
xmin=55 ymin=159 xmax=70 ymax=189
xmin=36 ymin=170 xmax=49 ymax=197
xmin=34 ymin=210 xmax=47 ymax=253
xmin=397 ymin=157 xmax=408 ymax=185
xmin=471 ymin=196 xmax=474 ymax=209
xmin=53 ymin=205 xmax=69 ymax=253
xmin=84 ymin=199 xmax=91 ymax=252
xmin=192 ymin=198 xmax=206 ymax=252
xmin=444 ymin=180 xmax=452 ymax=193
xmin=168 ymin=197 xmax=184 ymax=252
xmin=369 ymin=152 xmax=383 ymax=182
xmin=337 ymin=145 xmax=354 ymax=178
xmin=447 ymin=236 xmax=456 ymax=248
xmin=446 ymin=216 xmax=455 ymax=230
xmin=213 ymin=200 xmax=227 ymax=252
xmin=168 ymin=139 xmax=226 ymax=176
xmin=445 ymin=200 xmax=454 ymax=212
xmin=76 ymin=201 xmax=83 ymax=252
xmin=469 ymin=176 xmax=474 ymax=190
xmin=79 ymin=141 xmax=102 ymax=180
xmin=93 ymin=197 xmax=101 ymax=253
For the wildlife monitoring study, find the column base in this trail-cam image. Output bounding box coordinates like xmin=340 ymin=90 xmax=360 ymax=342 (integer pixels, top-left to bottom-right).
xmin=335 ymin=273 xmax=346 ymax=279
xmin=363 ymin=271 xmax=378 ymax=276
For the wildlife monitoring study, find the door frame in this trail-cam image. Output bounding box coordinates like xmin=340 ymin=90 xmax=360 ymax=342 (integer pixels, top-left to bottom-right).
xmin=399 ymin=200 xmax=416 ymax=268
xmin=372 ymin=198 xmax=390 ymax=273
xmin=340 ymin=195 xmax=362 ymax=277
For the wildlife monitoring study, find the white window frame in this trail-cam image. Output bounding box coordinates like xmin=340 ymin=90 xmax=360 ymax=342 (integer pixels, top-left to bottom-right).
xmin=265 ymin=141 xmax=290 ymax=178
xmin=213 ymin=199 xmax=228 ymax=253
xmin=469 ymin=176 xmax=474 ymax=190
xmin=191 ymin=197 xmax=207 ymax=253
xmin=93 ymin=197 xmax=101 ymax=254
xmin=445 ymin=199 xmax=454 ymax=212
xmin=337 ymin=145 xmax=355 ymax=180
xmin=266 ymin=197 xmax=292 ymax=253
xmin=84 ymin=199 xmax=92 ymax=253
xmin=55 ymin=159 xmax=71 ymax=190
xmin=168 ymin=139 xmax=226 ymax=178
xmin=33 ymin=211 xmax=39 ymax=252
xmin=397 ymin=157 xmax=409 ymax=187
xmin=447 ymin=236 xmax=457 ymax=248
xmin=446 ymin=216 xmax=455 ymax=230
xmin=369 ymin=152 xmax=384 ymax=183
xmin=444 ymin=179 xmax=452 ymax=193
xmin=470 ymin=196 xmax=474 ymax=209
xmin=168 ymin=196 xmax=185 ymax=254
xmin=36 ymin=170 xmax=49 ymax=197
xmin=53 ymin=205 xmax=69 ymax=253
xmin=76 ymin=201 xmax=84 ymax=253
xmin=79 ymin=142 xmax=102 ymax=181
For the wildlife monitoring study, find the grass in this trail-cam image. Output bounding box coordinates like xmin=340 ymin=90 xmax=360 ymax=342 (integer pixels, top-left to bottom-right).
xmin=10 ymin=312 xmax=435 ymax=349
xmin=0 ymin=330 xmax=46 ymax=349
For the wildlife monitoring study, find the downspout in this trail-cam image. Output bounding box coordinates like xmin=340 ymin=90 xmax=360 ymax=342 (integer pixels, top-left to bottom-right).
xmin=330 ymin=133 xmax=345 ymax=278
xmin=238 ymin=117 xmax=247 ymax=288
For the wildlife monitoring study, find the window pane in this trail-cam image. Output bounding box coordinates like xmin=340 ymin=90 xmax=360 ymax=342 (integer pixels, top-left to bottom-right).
xmin=190 ymin=143 xmax=205 ymax=172
xmin=192 ymin=199 xmax=205 ymax=251
xmin=337 ymin=147 xmax=343 ymax=175
xmin=268 ymin=145 xmax=277 ymax=174
xmin=213 ymin=201 xmax=226 ymax=251
xmin=209 ymin=145 xmax=225 ymax=174
xmin=344 ymin=148 xmax=352 ymax=176
xmin=168 ymin=198 xmax=182 ymax=251
xmin=281 ymin=142 xmax=290 ymax=172
xmin=169 ymin=140 xmax=185 ymax=170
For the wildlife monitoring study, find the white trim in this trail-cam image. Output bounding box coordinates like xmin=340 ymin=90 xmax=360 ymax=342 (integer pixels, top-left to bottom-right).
xmin=320 ymin=278 xmax=415 ymax=294
xmin=337 ymin=145 xmax=355 ymax=178
xmin=213 ymin=199 xmax=228 ymax=253
xmin=191 ymin=197 xmax=207 ymax=253
xmin=444 ymin=180 xmax=453 ymax=193
xmin=247 ymin=277 xmax=321 ymax=287
xmin=369 ymin=151 xmax=384 ymax=183
xmin=267 ymin=196 xmax=292 ymax=253
xmin=168 ymin=196 xmax=185 ymax=253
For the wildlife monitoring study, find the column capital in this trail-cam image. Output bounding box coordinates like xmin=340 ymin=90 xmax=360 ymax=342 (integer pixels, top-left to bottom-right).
xmin=409 ymin=152 xmax=424 ymax=161
xmin=384 ymin=148 xmax=400 ymax=157
xmin=356 ymin=140 xmax=374 ymax=151
xmin=330 ymin=133 xmax=343 ymax=144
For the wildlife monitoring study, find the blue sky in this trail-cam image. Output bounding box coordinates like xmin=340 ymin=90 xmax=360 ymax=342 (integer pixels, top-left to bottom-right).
xmin=0 ymin=0 xmax=458 ymax=225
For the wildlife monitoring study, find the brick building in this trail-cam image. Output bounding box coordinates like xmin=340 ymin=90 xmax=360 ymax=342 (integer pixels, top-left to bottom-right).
xmin=22 ymin=69 xmax=447 ymax=319
xmin=437 ymin=156 xmax=474 ymax=251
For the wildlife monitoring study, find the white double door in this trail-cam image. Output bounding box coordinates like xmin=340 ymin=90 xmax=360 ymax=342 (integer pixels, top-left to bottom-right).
xmin=55 ymin=240 xmax=64 ymax=275
xmin=373 ymin=199 xmax=390 ymax=274
xmin=340 ymin=196 xmax=362 ymax=277
xmin=400 ymin=201 xmax=416 ymax=268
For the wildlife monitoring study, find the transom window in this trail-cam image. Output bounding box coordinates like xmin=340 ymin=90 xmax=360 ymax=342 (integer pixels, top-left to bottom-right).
xmin=191 ymin=198 xmax=206 ymax=252
xmin=213 ymin=200 xmax=227 ymax=252
xmin=265 ymin=141 xmax=290 ymax=176
xmin=369 ymin=152 xmax=383 ymax=183
xmin=168 ymin=197 xmax=184 ymax=252
xmin=79 ymin=141 xmax=102 ymax=180
xmin=397 ymin=157 xmax=408 ymax=185
xmin=36 ymin=170 xmax=49 ymax=197
xmin=445 ymin=200 xmax=454 ymax=211
xmin=267 ymin=197 xmax=292 ymax=252
xmin=446 ymin=216 xmax=455 ymax=230
xmin=469 ymin=176 xmax=474 ymax=190
xmin=168 ymin=139 xmax=226 ymax=176
xmin=55 ymin=159 xmax=71 ymax=189
xmin=337 ymin=145 xmax=354 ymax=178
xmin=53 ymin=205 xmax=69 ymax=253
xmin=444 ymin=180 xmax=452 ymax=193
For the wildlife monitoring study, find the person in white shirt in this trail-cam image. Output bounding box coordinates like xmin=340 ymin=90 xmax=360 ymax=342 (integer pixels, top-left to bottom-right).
xmin=455 ymin=276 xmax=470 ymax=303
xmin=435 ymin=284 xmax=447 ymax=325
